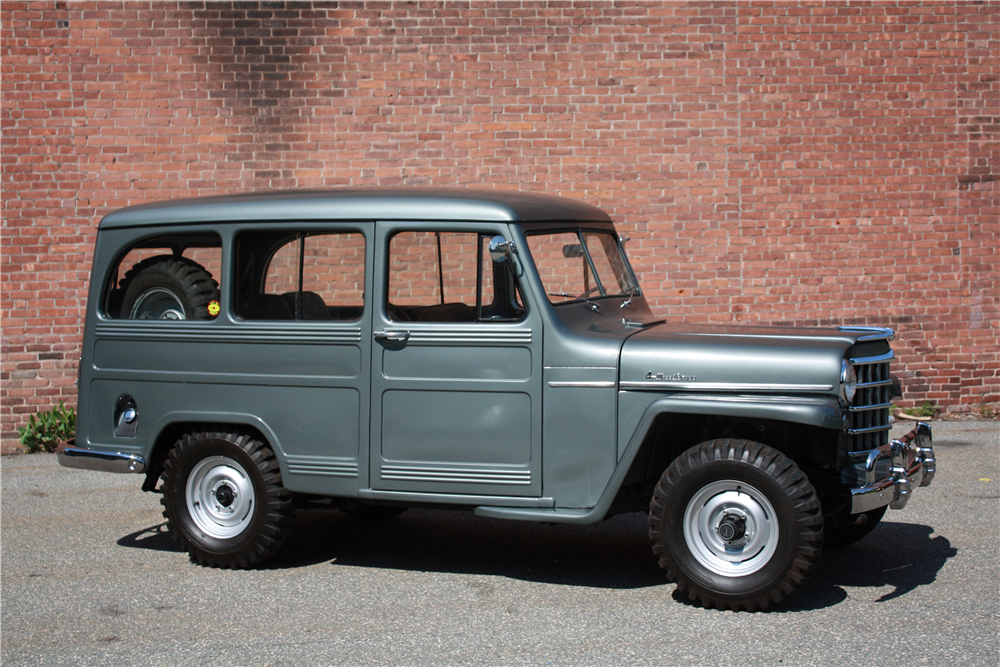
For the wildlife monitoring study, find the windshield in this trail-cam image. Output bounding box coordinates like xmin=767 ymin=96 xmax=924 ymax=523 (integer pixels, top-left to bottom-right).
xmin=526 ymin=230 xmax=638 ymax=304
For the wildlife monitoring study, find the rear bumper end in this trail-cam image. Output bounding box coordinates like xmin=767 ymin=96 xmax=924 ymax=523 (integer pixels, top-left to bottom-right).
xmin=56 ymin=440 xmax=146 ymax=474
xmin=848 ymin=422 xmax=935 ymax=514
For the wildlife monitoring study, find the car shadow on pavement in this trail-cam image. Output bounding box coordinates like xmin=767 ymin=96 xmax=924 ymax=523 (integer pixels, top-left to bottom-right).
xmin=782 ymin=521 xmax=956 ymax=611
xmin=117 ymin=523 xmax=185 ymax=553
xmin=274 ymin=507 xmax=666 ymax=588
xmin=118 ymin=512 xmax=955 ymax=611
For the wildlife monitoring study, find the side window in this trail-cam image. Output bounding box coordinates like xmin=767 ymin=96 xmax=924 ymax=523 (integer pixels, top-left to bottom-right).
xmin=386 ymin=231 xmax=524 ymax=323
xmin=236 ymin=231 xmax=365 ymax=322
xmin=105 ymin=234 xmax=221 ymax=321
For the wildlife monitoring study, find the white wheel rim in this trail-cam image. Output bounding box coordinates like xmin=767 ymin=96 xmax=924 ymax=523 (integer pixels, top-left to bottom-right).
xmin=683 ymin=479 xmax=778 ymax=577
xmin=130 ymin=287 xmax=186 ymax=320
xmin=186 ymin=456 xmax=255 ymax=539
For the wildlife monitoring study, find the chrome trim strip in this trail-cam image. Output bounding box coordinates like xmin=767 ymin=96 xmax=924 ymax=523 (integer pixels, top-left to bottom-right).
xmin=846 ymin=424 xmax=893 ymax=435
xmin=847 ymin=401 xmax=894 ymax=413
xmin=56 ymin=442 xmax=146 ymax=474
xmin=619 ymin=381 xmax=833 ymax=392
xmin=848 ymin=351 xmax=895 ymax=365
xmin=839 ymin=326 xmax=895 ymax=342
xmin=547 ymin=381 xmax=617 ymax=388
xmin=857 ymin=379 xmax=893 ymax=389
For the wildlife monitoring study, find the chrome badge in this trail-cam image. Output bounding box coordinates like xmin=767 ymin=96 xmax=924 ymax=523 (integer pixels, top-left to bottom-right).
xmin=646 ymin=371 xmax=696 ymax=382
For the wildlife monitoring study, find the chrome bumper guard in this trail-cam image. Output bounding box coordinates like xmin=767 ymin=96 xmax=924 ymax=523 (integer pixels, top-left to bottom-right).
xmin=848 ymin=422 xmax=935 ymax=514
xmin=56 ymin=440 xmax=146 ymax=474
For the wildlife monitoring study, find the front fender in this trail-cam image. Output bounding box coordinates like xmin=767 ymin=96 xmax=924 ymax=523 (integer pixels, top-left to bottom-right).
xmin=475 ymin=392 xmax=844 ymax=525
xmin=616 ymin=391 xmax=845 ymax=460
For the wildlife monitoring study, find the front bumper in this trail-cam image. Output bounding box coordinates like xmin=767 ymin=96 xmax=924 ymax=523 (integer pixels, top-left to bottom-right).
xmin=847 ymin=422 xmax=935 ymax=514
xmin=56 ymin=440 xmax=146 ymax=474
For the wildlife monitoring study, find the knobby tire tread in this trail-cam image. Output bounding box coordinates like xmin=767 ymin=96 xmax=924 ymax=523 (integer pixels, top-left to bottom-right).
xmin=648 ymin=438 xmax=824 ymax=611
xmin=160 ymin=428 xmax=295 ymax=569
xmin=116 ymin=255 xmax=219 ymax=319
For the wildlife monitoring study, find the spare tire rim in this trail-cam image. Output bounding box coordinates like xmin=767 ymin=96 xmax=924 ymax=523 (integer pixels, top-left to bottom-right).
xmin=683 ymin=479 xmax=778 ymax=577
xmin=129 ymin=287 xmax=186 ymax=320
xmin=186 ymin=456 xmax=255 ymax=539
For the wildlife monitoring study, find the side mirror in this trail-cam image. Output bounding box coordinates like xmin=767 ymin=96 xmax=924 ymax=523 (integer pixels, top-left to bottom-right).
xmin=562 ymin=243 xmax=584 ymax=258
xmin=489 ymin=236 xmax=517 ymax=263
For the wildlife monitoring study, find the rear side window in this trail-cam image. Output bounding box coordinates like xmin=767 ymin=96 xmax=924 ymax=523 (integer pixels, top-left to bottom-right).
xmin=104 ymin=233 xmax=222 ymax=321
xmin=235 ymin=231 xmax=365 ymax=322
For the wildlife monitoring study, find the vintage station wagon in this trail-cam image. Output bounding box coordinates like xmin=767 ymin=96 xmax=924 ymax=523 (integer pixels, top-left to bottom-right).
xmin=59 ymin=189 xmax=936 ymax=610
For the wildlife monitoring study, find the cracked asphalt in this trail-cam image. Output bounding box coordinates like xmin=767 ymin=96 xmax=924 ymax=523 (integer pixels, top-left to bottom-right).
xmin=2 ymin=421 xmax=997 ymax=666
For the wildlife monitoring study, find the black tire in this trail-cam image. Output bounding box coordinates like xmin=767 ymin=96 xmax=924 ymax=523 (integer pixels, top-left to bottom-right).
xmin=824 ymin=505 xmax=886 ymax=550
xmin=340 ymin=502 xmax=407 ymax=521
xmin=648 ymin=439 xmax=824 ymax=611
xmin=117 ymin=255 xmax=219 ymax=320
xmin=160 ymin=428 xmax=296 ymax=569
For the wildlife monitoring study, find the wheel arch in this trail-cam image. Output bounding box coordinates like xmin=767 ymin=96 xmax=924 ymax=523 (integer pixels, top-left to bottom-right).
xmin=607 ymin=394 xmax=843 ymax=515
xmin=141 ymin=412 xmax=286 ymax=492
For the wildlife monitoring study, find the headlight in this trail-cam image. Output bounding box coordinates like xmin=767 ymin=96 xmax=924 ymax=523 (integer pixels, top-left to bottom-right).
xmin=840 ymin=359 xmax=857 ymax=403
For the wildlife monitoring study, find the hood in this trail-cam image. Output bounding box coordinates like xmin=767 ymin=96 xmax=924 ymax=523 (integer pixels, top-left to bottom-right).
xmin=619 ymin=323 xmax=879 ymax=395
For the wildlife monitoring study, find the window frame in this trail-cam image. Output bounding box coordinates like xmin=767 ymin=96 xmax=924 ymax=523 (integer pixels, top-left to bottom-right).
xmin=385 ymin=229 xmax=526 ymax=324
xmin=524 ymin=227 xmax=640 ymax=306
xmin=233 ymin=226 xmax=368 ymax=323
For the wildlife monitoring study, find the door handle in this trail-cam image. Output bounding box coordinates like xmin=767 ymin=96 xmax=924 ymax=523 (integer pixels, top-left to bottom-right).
xmin=373 ymin=330 xmax=410 ymax=342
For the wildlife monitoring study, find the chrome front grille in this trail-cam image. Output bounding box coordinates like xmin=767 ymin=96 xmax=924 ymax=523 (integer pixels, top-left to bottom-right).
xmin=846 ymin=352 xmax=894 ymax=450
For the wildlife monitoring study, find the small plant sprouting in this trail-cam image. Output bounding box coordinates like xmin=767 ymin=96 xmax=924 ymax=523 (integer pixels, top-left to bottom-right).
xmin=17 ymin=401 xmax=76 ymax=453
xmin=908 ymin=401 xmax=940 ymax=418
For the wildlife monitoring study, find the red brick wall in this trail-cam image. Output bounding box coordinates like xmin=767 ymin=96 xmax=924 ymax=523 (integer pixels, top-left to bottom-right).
xmin=2 ymin=1 xmax=997 ymax=447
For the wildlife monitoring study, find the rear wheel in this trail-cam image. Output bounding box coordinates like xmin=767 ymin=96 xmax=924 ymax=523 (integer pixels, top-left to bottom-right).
xmin=161 ymin=429 xmax=295 ymax=568
xmin=648 ymin=439 xmax=824 ymax=611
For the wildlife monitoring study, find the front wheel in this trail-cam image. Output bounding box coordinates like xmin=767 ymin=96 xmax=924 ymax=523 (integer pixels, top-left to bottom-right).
xmin=161 ymin=429 xmax=296 ymax=568
xmin=648 ymin=439 xmax=823 ymax=611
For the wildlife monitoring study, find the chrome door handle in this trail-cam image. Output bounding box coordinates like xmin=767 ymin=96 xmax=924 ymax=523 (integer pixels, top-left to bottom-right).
xmin=373 ymin=330 xmax=410 ymax=342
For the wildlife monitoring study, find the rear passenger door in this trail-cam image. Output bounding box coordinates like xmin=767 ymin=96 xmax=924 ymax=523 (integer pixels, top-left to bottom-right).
xmin=369 ymin=221 xmax=543 ymax=499
xmin=231 ymin=226 xmax=374 ymax=497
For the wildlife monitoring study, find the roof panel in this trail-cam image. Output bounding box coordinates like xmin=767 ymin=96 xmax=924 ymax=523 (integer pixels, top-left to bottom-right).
xmin=99 ymin=188 xmax=613 ymax=228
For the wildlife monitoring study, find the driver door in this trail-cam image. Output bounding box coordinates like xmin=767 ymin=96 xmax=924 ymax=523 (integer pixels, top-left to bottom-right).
xmin=369 ymin=222 xmax=543 ymax=499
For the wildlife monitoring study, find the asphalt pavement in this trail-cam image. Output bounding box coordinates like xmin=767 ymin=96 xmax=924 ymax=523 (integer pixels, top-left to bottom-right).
xmin=2 ymin=421 xmax=997 ymax=666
